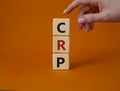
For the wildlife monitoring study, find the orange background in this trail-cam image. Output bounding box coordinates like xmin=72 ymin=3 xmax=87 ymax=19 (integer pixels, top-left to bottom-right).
xmin=0 ymin=0 xmax=120 ymax=91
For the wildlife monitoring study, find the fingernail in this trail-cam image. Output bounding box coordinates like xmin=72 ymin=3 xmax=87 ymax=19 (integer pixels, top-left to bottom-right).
xmin=78 ymin=18 xmax=85 ymax=23
xmin=63 ymin=9 xmax=67 ymax=14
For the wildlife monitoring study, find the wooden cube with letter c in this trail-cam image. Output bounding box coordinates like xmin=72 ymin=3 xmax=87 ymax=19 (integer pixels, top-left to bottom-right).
xmin=53 ymin=18 xmax=70 ymax=36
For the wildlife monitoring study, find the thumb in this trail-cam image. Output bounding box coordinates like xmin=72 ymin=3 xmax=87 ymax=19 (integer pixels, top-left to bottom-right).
xmin=78 ymin=12 xmax=107 ymax=23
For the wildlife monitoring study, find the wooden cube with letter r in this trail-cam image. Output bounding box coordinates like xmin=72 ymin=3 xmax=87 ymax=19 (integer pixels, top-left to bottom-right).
xmin=53 ymin=36 xmax=70 ymax=53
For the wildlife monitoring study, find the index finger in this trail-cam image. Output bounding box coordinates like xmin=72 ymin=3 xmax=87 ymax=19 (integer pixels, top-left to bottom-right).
xmin=63 ymin=0 xmax=91 ymax=14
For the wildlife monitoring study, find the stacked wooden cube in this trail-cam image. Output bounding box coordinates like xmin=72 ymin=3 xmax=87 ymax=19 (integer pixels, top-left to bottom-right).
xmin=53 ymin=18 xmax=70 ymax=70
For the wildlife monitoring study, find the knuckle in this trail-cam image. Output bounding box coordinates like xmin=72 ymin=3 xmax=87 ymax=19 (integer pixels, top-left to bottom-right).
xmin=85 ymin=15 xmax=95 ymax=23
xmin=102 ymin=12 xmax=110 ymax=21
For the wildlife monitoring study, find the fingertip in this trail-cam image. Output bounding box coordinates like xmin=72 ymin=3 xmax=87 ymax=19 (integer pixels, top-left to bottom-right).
xmin=90 ymin=23 xmax=94 ymax=30
xmin=63 ymin=9 xmax=67 ymax=14
xmin=78 ymin=23 xmax=83 ymax=30
xmin=84 ymin=24 xmax=90 ymax=32
xmin=85 ymin=28 xmax=89 ymax=32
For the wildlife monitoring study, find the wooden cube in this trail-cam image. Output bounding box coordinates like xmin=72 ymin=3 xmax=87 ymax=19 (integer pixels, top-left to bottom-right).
xmin=52 ymin=18 xmax=70 ymax=70
xmin=53 ymin=36 xmax=69 ymax=53
xmin=53 ymin=54 xmax=69 ymax=70
xmin=53 ymin=18 xmax=70 ymax=36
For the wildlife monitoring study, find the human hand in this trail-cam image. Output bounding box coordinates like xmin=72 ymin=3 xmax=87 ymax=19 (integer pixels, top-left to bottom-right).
xmin=63 ymin=0 xmax=120 ymax=32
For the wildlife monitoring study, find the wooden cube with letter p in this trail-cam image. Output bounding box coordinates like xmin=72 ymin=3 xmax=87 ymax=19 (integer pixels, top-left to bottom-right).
xmin=53 ymin=18 xmax=70 ymax=70
xmin=53 ymin=54 xmax=69 ymax=70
